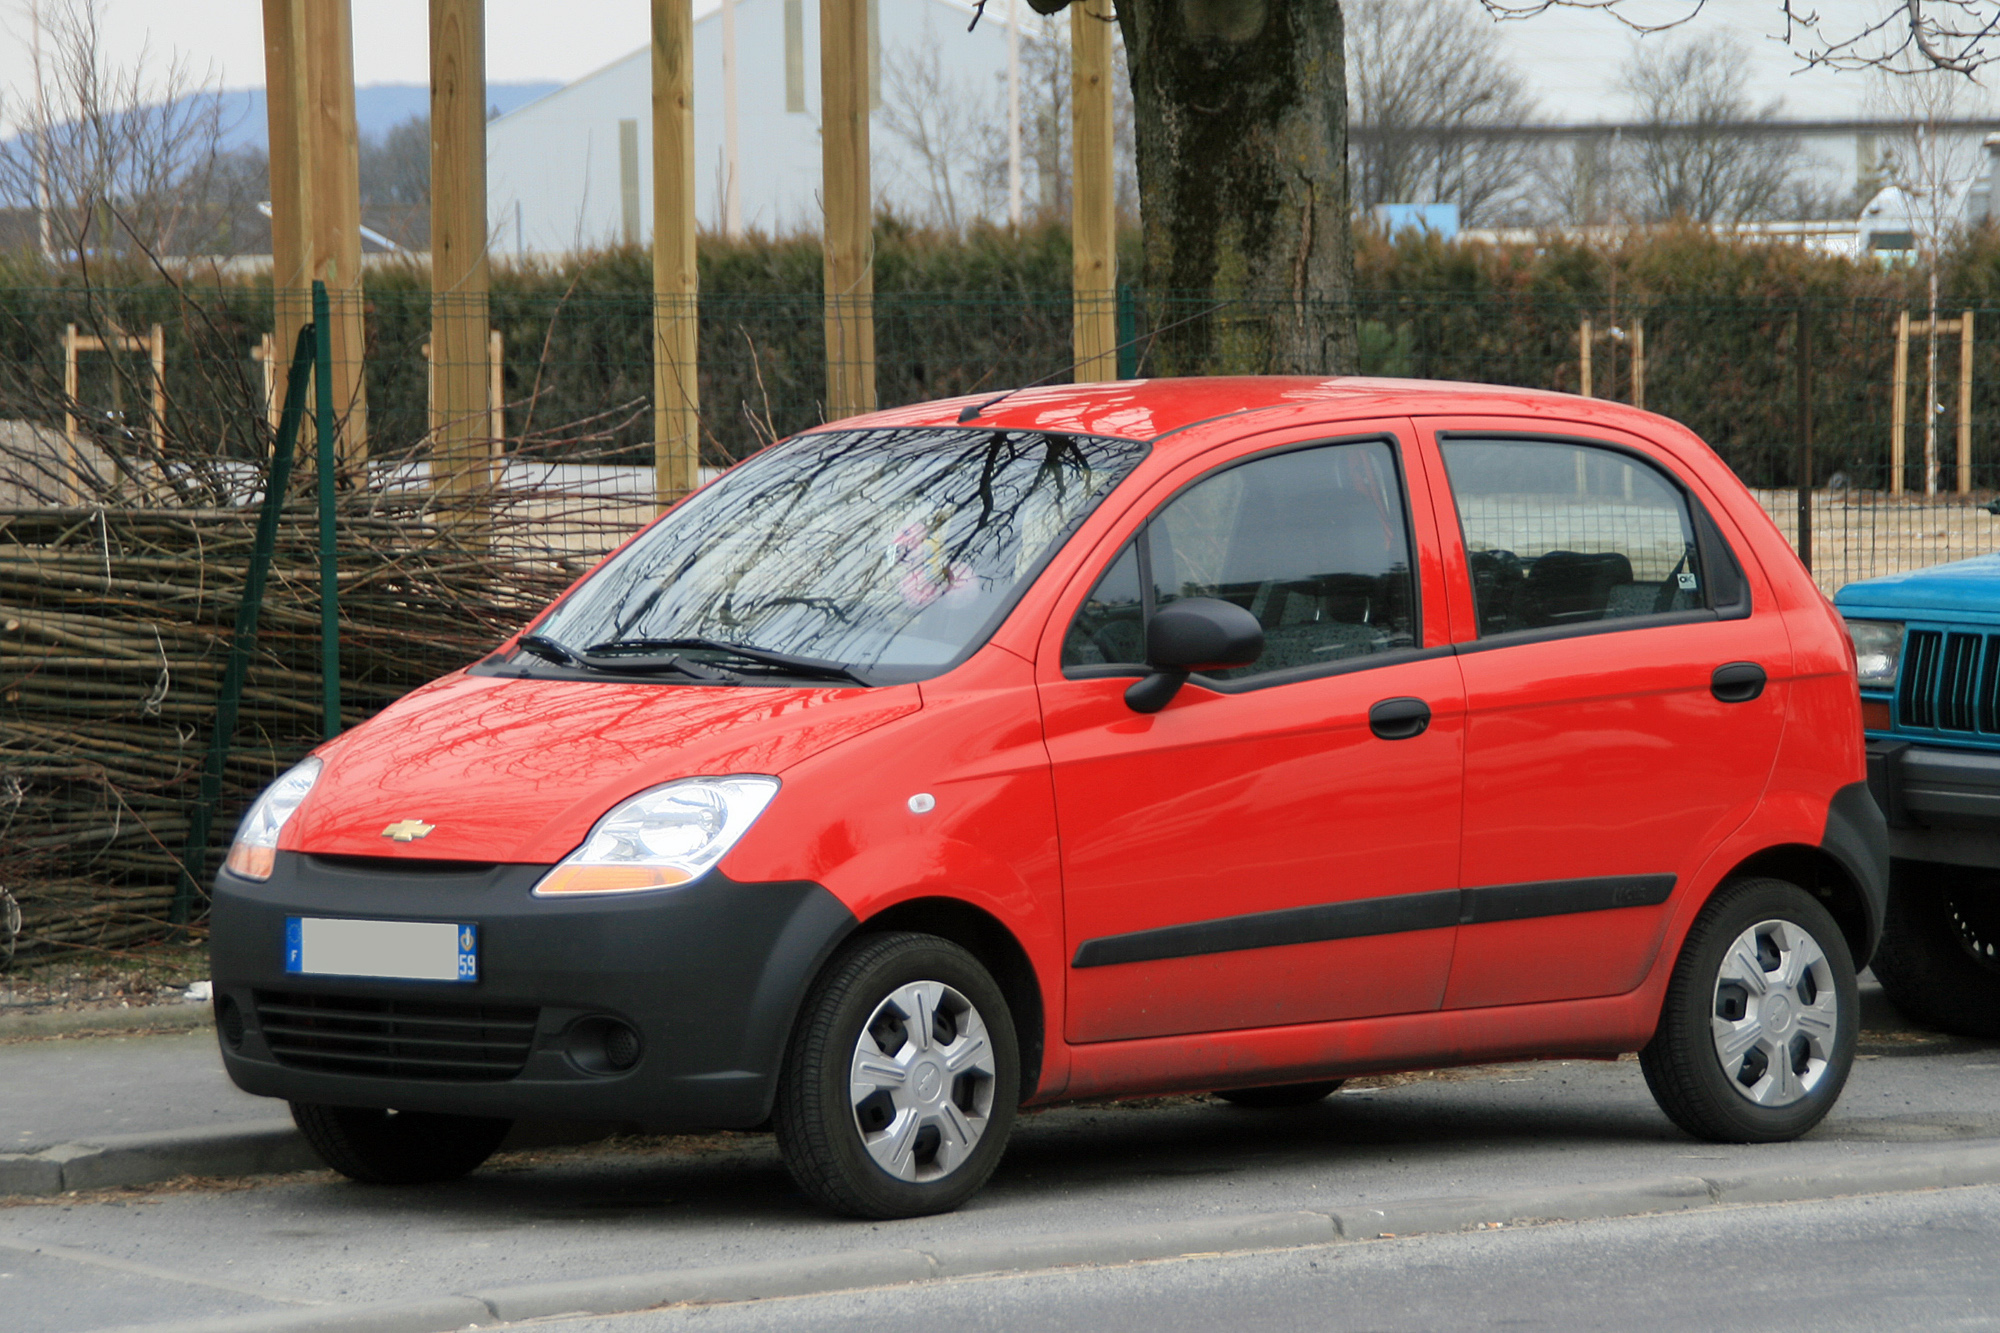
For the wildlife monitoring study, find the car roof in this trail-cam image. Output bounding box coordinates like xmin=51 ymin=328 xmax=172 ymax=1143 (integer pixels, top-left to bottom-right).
xmin=839 ymin=376 xmax=1667 ymax=450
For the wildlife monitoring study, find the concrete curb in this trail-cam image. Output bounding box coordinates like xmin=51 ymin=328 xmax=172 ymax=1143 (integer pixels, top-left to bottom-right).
xmin=0 ymin=1120 xmax=316 ymax=1196
xmin=82 ymin=1139 xmax=2000 ymax=1333
xmin=0 ymin=1003 xmax=210 ymax=1039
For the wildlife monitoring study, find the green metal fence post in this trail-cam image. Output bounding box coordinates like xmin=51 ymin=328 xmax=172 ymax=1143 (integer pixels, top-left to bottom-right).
xmin=312 ymin=280 xmax=341 ymax=740
xmin=172 ymin=323 xmax=319 ymax=923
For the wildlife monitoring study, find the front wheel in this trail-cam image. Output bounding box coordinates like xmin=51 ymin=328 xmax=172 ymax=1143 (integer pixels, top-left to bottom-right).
xmin=774 ymin=932 xmax=1019 ymax=1219
xmin=1870 ymin=862 xmax=2000 ymax=1038
xmin=1640 ymin=877 xmax=1857 ymax=1143
xmin=290 ymin=1102 xmax=511 ymax=1185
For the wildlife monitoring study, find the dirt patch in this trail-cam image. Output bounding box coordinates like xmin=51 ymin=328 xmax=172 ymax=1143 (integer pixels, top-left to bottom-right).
xmin=0 ymin=941 xmax=207 ymax=1016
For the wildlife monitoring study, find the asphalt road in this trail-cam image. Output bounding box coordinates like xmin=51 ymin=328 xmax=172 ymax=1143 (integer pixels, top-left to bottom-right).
xmin=4 ymin=1001 xmax=2000 ymax=1333
xmin=534 ymin=1184 xmax=2000 ymax=1333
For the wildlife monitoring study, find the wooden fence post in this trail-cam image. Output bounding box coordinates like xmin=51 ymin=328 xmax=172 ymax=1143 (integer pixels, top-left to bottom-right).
xmin=430 ymin=0 xmax=491 ymax=516
xmin=304 ymin=0 xmax=368 ymax=466
xmin=654 ymin=0 xmax=701 ymax=508
xmin=822 ymin=0 xmax=875 ymax=419
xmin=261 ymin=0 xmax=314 ymax=428
xmin=1071 ymin=0 xmax=1115 ymax=382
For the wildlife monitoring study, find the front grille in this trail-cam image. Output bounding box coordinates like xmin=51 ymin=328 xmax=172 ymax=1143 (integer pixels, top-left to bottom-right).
xmin=1899 ymin=629 xmax=2000 ymax=735
xmin=253 ymin=990 xmax=539 ymax=1082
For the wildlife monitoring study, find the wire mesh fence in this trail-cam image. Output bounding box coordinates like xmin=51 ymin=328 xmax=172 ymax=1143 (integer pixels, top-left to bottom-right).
xmin=5 ymin=280 xmax=2000 ymax=957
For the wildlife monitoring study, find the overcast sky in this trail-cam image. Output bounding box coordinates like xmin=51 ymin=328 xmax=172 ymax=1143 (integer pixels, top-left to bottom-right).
xmin=0 ymin=1 xmax=658 ymax=100
xmin=0 ymin=0 xmax=1928 ymax=128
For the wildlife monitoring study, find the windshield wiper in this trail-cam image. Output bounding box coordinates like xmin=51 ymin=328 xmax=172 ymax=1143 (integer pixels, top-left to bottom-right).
xmin=575 ymin=647 xmax=738 ymax=682
xmin=587 ymin=636 xmax=875 ymax=686
xmin=518 ymin=632 xmax=735 ymax=682
xmin=516 ymin=633 xmax=581 ymax=666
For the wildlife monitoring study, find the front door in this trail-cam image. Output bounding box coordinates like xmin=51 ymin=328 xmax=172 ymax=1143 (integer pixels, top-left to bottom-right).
xmin=1423 ymin=424 xmax=1792 ymax=1009
xmin=1040 ymin=432 xmax=1469 ymax=1044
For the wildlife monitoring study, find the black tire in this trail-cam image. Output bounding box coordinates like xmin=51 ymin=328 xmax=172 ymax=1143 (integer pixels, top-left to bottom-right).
xmin=1870 ymin=861 xmax=2000 ymax=1039
xmin=774 ymin=932 xmax=1019 ymax=1219
xmin=1640 ymin=877 xmax=1857 ymax=1143
xmin=290 ymin=1102 xmax=511 ymax=1185
xmin=1214 ymin=1081 xmax=1344 ymax=1108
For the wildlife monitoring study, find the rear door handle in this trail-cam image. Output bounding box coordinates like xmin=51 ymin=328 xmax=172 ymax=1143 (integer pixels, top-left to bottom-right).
xmin=1711 ymin=661 xmax=1767 ymax=703
xmin=1369 ymin=696 xmax=1432 ymax=740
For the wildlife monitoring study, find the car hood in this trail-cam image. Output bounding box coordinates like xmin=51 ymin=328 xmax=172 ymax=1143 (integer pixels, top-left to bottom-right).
xmin=1836 ymin=553 xmax=2000 ymax=618
xmin=286 ymin=671 xmax=923 ymax=864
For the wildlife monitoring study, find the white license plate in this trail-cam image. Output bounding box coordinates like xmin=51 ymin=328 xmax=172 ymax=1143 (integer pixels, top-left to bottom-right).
xmin=284 ymin=917 xmax=478 ymax=983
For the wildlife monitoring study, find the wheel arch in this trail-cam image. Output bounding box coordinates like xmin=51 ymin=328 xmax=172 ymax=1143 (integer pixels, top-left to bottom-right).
xmin=850 ymin=897 xmax=1047 ymax=1102
xmin=1720 ymin=843 xmax=1876 ymax=968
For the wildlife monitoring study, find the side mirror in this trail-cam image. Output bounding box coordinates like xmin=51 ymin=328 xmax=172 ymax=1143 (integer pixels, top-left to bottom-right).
xmin=1125 ymin=598 xmax=1264 ymax=713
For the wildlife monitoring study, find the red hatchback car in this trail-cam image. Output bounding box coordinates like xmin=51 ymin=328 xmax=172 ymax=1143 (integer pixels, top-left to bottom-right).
xmin=210 ymin=378 xmax=1886 ymax=1218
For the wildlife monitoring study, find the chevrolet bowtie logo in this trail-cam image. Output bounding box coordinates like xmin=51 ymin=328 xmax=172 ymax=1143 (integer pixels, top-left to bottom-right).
xmin=381 ymin=819 xmax=435 ymax=843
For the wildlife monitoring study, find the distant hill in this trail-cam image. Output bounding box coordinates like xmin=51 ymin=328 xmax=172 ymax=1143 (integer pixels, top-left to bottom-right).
xmin=205 ymin=83 xmax=562 ymax=153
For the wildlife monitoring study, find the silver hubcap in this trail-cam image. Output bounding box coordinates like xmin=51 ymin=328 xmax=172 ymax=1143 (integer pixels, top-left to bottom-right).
xmin=1711 ymin=918 xmax=1839 ymax=1107
xmin=848 ymin=980 xmax=996 ymax=1183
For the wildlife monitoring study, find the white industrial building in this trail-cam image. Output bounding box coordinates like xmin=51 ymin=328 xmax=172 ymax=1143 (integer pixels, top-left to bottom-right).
xmin=488 ymin=0 xmax=1033 ymax=256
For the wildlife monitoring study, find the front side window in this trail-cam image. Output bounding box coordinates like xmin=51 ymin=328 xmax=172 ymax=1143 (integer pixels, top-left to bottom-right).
xmin=1441 ymin=438 xmax=1704 ymax=637
xmin=534 ymin=427 xmax=1147 ymax=681
xmin=1063 ymin=440 xmax=1418 ymax=682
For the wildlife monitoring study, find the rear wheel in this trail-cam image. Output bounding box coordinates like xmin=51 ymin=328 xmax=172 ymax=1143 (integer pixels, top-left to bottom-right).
xmin=1640 ymin=877 xmax=1857 ymax=1143
xmin=1870 ymin=861 xmax=2000 ymax=1038
xmin=774 ymin=932 xmax=1019 ymax=1219
xmin=290 ymin=1102 xmax=511 ymax=1185
xmin=1214 ymin=1081 xmax=1343 ymax=1108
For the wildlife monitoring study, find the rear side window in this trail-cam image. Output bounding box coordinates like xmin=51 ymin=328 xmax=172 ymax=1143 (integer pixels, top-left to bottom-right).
xmin=1063 ymin=440 xmax=1418 ymax=682
xmin=1441 ymin=438 xmax=1705 ymax=638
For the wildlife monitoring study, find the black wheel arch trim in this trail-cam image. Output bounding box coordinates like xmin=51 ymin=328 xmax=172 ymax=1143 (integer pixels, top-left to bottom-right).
xmin=1819 ymin=778 xmax=1890 ymax=963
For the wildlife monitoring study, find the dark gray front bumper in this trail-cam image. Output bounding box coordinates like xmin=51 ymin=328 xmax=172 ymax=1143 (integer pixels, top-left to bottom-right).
xmin=1868 ymin=738 xmax=2000 ymax=869
xmin=210 ymin=854 xmax=856 ymax=1129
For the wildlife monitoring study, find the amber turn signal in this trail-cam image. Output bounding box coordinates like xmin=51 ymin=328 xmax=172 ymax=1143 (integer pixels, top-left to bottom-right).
xmin=1861 ymin=699 xmax=1893 ymax=732
xmin=225 ymin=845 xmax=276 ymax=880
xmin=533 ymin=864 xmax=694 ymax=895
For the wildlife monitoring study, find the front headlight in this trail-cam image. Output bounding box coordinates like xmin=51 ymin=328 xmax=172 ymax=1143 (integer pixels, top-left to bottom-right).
xmin=1845 ymin=619 xmax=1904 ymax=688
xmin=224 ymin=757 xmax=323 ymax=881
xmin=532 ymin=776 xmax=780 ymax=896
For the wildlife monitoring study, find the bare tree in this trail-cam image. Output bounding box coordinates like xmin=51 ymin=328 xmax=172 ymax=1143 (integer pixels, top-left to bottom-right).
xmin=1479 ymin=1 xmax=2000 ymax=77
xmin=880 ymin=39 xmax=998 ymax=231
xmin=1868 ymin=65 xmax=1990 ymax=249
xmin=1619 ymin=33 xmax=1803 ymax=223
xmin=360 ymin=115 xmax=430 ymax=209
xmin=1344 ymin=0 xmax=1541 ymax=227
xmin=997 ymin=15 xmax=1137 ymax=226
xmin=0 ymin=0 xmax=228 ymax=263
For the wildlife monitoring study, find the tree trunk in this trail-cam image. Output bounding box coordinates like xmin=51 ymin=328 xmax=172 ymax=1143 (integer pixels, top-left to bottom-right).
xmin=1112 ymin=0 xmax=1356 ymax=376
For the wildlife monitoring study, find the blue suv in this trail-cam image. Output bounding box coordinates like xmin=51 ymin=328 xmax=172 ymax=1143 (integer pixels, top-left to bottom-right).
xmin=1838 ymin=556 xmax=2000 ymax=1035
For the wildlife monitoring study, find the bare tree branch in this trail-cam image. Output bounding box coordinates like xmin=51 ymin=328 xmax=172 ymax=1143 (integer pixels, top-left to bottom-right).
xmin=1483 ymin=0 xmax=2000 ymax=75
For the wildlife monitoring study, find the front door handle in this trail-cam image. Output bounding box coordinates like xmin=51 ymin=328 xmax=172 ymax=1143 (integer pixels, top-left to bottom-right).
xmin=1711 ymin=661 xmax=1767 ymax=703
xmin=1369 ymin=696 xmax=1432 ymax=740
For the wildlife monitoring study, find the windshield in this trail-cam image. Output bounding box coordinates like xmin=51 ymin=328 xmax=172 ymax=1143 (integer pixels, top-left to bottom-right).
xmin=529 ymin=427 xmax=1148 ymax=682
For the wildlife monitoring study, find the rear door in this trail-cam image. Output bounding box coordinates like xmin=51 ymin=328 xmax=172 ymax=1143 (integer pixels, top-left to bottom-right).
xmin=1037 ymin=423 xmax=1469 ymax=1044
xmin=1417 ymin=419 xmax=1792 ymax=1009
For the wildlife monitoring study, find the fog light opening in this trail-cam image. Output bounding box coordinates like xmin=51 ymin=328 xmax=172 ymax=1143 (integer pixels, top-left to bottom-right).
xmin=217 ymin=995 xmax=245 ymax=1050
xmin=565 ymin=1016 xmax=642 ymax=1075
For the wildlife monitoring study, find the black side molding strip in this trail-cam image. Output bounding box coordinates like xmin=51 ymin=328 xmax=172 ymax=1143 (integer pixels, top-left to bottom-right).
xmin=1071 ymin=890 xmax=1460 ymax=970
xmin=1459 ymin=874 xmax=1674 ymax=924
xmin=1071 ymin=874 xmax=1677 ymax=969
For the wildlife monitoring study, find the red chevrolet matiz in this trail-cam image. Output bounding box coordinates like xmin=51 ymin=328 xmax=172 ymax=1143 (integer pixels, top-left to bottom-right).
xmin=210 ymin=378 xmax=1886 ymax=1218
